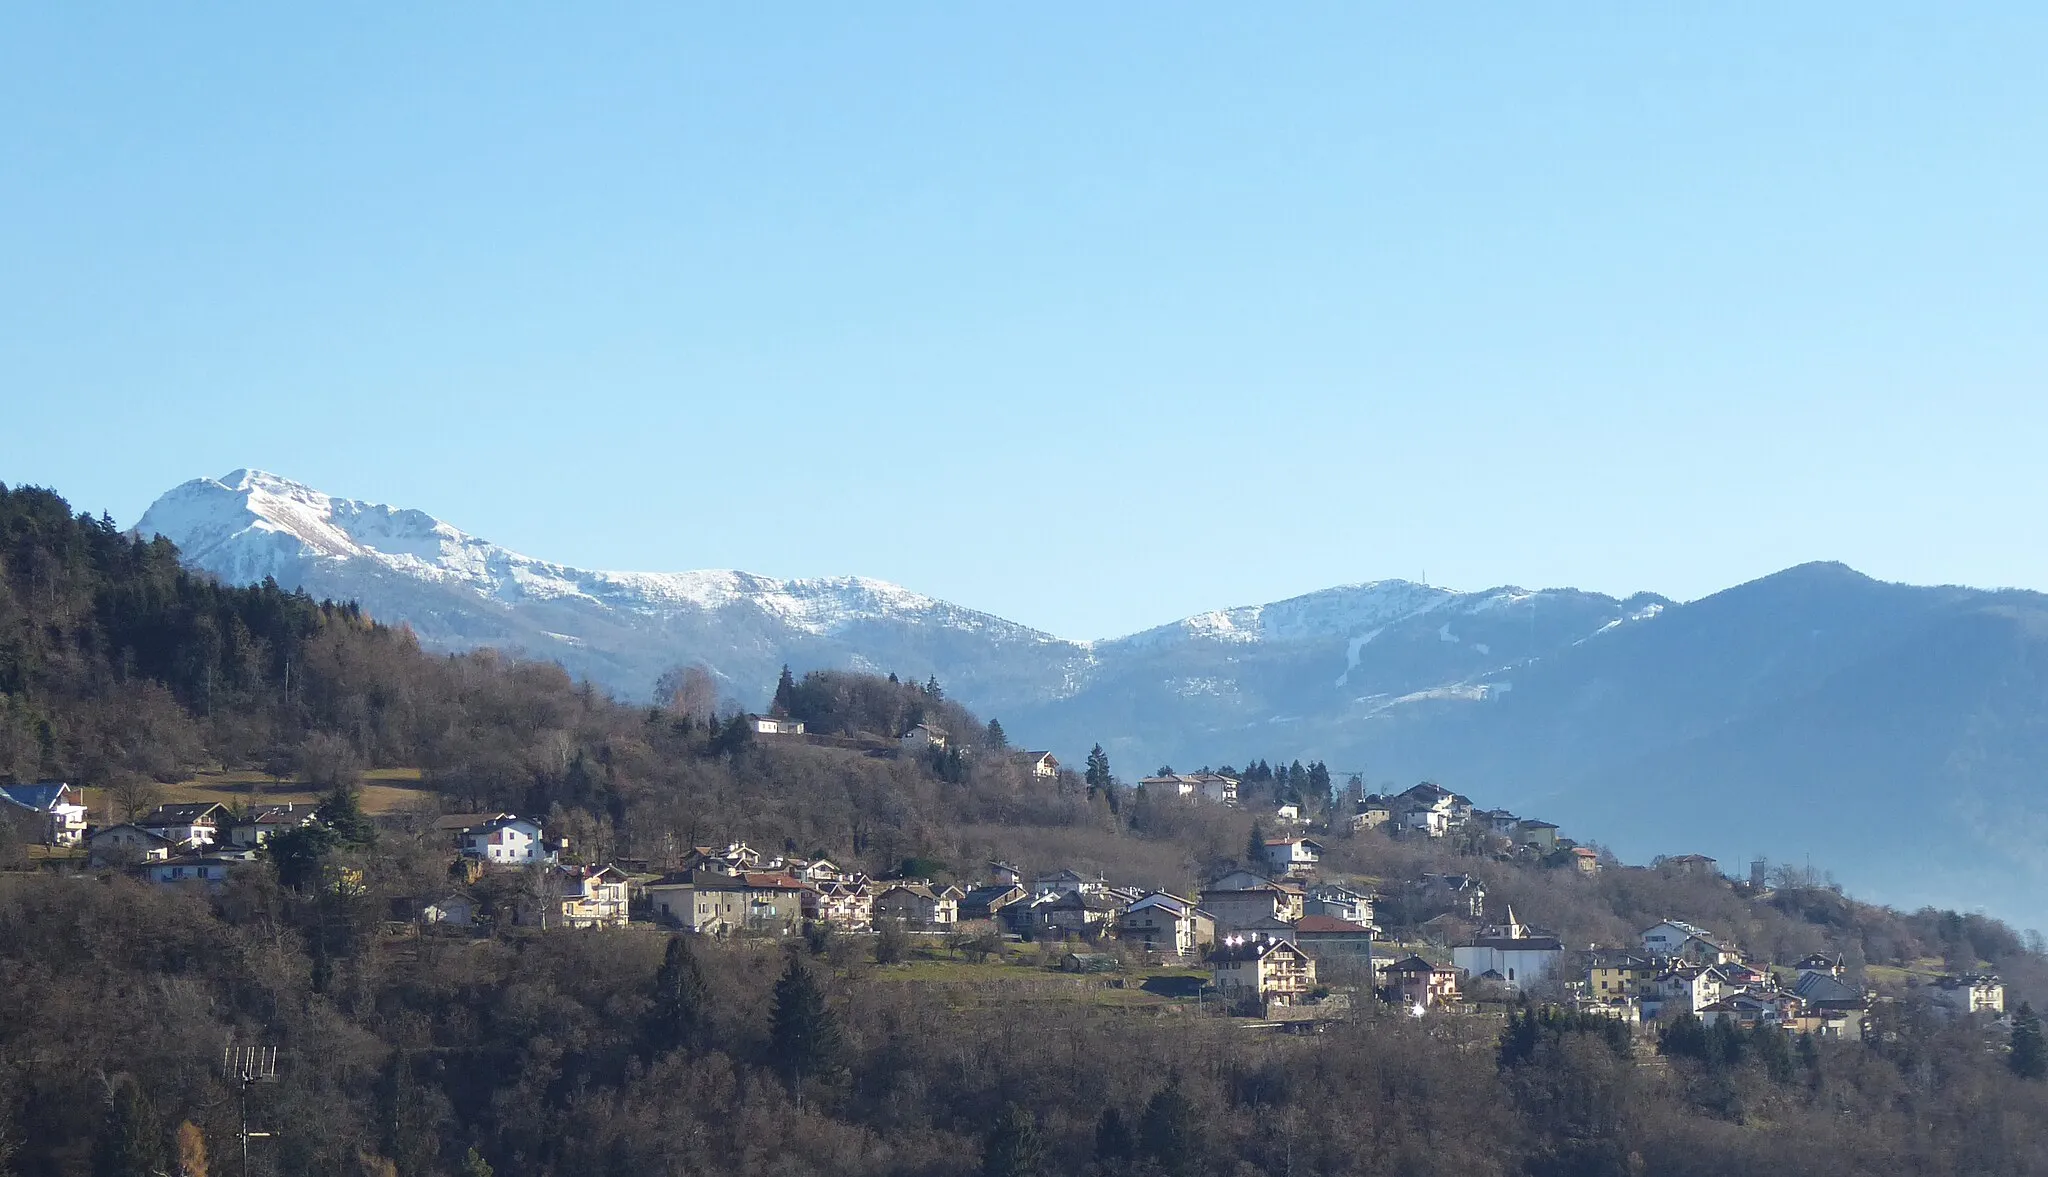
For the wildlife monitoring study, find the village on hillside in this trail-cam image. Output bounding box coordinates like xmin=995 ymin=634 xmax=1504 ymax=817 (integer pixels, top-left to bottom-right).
xmin=0 ymin=741 xmax=2009 ymax=1044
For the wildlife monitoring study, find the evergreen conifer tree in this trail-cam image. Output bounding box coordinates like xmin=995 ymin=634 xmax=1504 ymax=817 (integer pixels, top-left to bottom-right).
xmin=646 ymin=934 xmax=710 ymax=1055
xmin=1246 ymin=820 xmax=1269 ymax=870
xmin=92 ymin=1076 xmax=166 ymax=1177
xmin=459 ymin=1147 xmax=494 ymax=1177
xmin=984 ymin=718 xmax=1007 ymax=751
xmin=1307 ymin=761 xmax=1332 ymax=798
xmin=979 ymin=1103 xmax=1044 ymax=1177
xmin=769 ymin=955 xmax=843 ymax=1088
xmin=771 ymin=665 xmax=798 ymax=717
xmin=2013 ymin=1002 xmax=2047 ymax=1080
xmin=315 ymin=782 xmax=376 ymax=849
xmin=923 ymin=675 xmax=944 ymax=700
xmin=1093 ymin=1106 xmax=1136 ymax=1176
xmin=1138 ymin=1079 xmax=1199 ymax=1177
xmin=1085 ymin=744 xmax=1113 ymax=793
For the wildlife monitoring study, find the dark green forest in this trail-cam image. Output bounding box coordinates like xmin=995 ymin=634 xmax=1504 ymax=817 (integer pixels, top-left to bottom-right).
xmin=6 ymin=479 xmax=2048 ymax=1177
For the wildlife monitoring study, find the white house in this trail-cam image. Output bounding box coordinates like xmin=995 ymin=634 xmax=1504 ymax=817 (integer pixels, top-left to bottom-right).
xmin=749 ymin=715 xmax=806 ymax=736
xmin=1451 ymin=909 xmax=1563 ymax=991
xmin=0 ymin=782 xmax=88 ymax=846
xmin=1262 ymin=838 xmax=1324 ymax=875
xmin=1033 ymin=868 xmax=1106 ymax=897
xmin=1139 ymin=773 xmax=1241 ymax=805
xmin=1643 ymin=965 xmax=1729 ymax=1019
xmin=899 ymin=724 xmax=948 ymax=753
xmin=458 ymin=816 xmax=556 ymax=867
xmin=137 ymin=803 xmax=226 ymax=849
xmin=1392 ymin=783 xmax=1469 ymax=837
xmin=1011 ymin=751 xmax=1059 ymax=779
xmin=138 ymin=854 xmax=241 ymax=886
xmin=1929 ymin=973 xmax=2005 ymax=1017
xmin=1304 ymin=884 xmax=1374 ymax=927
xmin=227 ymin=805 xmax=313 ymax=848
xmin=1640 ymin=919 xmax=1738 ymax=965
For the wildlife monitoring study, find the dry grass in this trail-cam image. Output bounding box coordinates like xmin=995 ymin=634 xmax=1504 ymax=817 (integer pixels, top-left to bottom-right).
xmin=77 ymin=767 xmax=436 ymax=819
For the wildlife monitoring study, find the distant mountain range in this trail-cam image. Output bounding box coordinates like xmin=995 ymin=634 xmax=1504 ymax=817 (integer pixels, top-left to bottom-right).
xmin=136 ymin=469 xmax=2048 ymax=925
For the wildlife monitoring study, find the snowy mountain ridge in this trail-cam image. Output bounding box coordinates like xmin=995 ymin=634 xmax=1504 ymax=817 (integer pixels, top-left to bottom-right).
xmin=136 ymin=469 xmax=1630 ymax=657
xmin=137 ymin=470 xmax=1057 ymax=643
xmin=124 ymin=469 xmax=2048 ymax=925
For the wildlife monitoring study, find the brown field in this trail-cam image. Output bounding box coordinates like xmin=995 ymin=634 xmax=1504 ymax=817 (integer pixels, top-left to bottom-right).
xmin=76 ymin=767 xmax=436 ymax=819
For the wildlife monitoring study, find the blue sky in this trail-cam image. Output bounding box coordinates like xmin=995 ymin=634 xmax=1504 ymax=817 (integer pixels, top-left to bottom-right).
xmin=3 ymin=5 xmax=2044 ymax=640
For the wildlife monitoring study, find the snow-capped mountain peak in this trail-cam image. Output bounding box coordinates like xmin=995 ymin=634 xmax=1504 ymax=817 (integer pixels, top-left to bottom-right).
xmin=131 ymin=469 xmax=1658 ymax=737
xmin=134 ymin=470 xmax=1060 ymax=644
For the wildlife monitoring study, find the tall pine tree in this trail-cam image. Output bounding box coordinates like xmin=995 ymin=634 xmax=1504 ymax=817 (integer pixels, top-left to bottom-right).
xmin=2013 ymin=1002 xmax=2046 ymax=1080
xmin=1139 ymin=1079 xmax=1199 ymax=1177
xmin=1246 ymin=820 xmax=1269 ymax=870
xmin=315 ymin=782 xmax=376 ymax=849
xmin=645 ymin=934 xmax=710 ymax=1055
xmin=1085 ymin=744 xmax=1113 ymax=793
xmin=979 ymin=1103 xmax=1044 ymax=1177
xmin=769 ymin=955 xmax=843 ymax=1089
xmin=1093 ymin=1106 xmax=1136 ymax=1176
xmin=771 ymin=665 xmax=798 ymax=717
xmin=92 ymin=1075 xmax=166 ymax=1177
xmin=984 ymin=718 xmax=1007 ymax=751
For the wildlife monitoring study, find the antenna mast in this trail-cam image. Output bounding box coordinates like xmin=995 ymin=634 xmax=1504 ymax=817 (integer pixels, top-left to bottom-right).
xmin=221 ymin=1044 xmax=279 ymax=1177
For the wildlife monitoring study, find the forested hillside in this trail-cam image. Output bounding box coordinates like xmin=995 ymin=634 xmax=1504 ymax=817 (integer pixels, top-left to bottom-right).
xmin=9 ymin=478 xmax=2048 ymax=1177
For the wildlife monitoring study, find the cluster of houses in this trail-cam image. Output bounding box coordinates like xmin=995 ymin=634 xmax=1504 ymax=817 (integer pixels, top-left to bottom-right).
xmin=81 ymin=800 xmax=317 ymax=883
xmin=894 ymin=725 xmax=1061 ymax=779
xmin=1583 ymin=920 xmax=2004 ymax=1037
xmin=2 ymin=777 xmax=2018 ymax=1033
xmin=1350 ymin=782 xmax=1597 ymax=874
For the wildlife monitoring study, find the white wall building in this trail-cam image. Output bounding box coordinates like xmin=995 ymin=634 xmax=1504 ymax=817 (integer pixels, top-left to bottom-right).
xmin=1451 ymin=909 xmax=1563 ymax=991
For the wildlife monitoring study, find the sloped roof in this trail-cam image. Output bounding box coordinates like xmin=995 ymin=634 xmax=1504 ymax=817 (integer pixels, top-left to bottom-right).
xmin=0 ymin=783 xmax=75 ymax=811
xmin=1383 ymin=954 xmax=1454 ymax=974
xmin=92 ymin=823 xmax=172 ymax=845
xmin=1645 ymin=918 xmax=1719 ymax=942
xmin=434 ymin=812 xmax=507 ymax=831
xmin=1461 ymin=936 xmax=1564 ymax=952
xmin=1295 ymin=915 xmax=1371 ymax=935
xmin=1211 ymin=936 xmax=1306 ymax=964
xmin=1125 ymin=892 xmax=1193 ymax=916
xmin=141 ymin=803 xmax=225 ymax=825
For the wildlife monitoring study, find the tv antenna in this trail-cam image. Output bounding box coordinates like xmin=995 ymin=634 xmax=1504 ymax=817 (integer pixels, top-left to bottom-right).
xmin=221 ymin=1045 xmax=279 ymax=1177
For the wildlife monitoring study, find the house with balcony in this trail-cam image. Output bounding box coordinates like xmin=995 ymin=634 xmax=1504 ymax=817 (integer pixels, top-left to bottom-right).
xmin=1382 ymin=955 xmax=1461 ymax=1010
xmin=647 ymin=871 xmax=808 ymax=933
xmin=0 ymin=782 xmax=88 ymax=846
xmin=1211 ymin=934 xmax=1316 ymax=1007
xmin=521 ymin=864 xmax=631 ymax=929
xmin=455 ymin=815 xmax=558 ymax=867
xmin=1261 ymin=837 xmax=1324 ymax=877
xmin=137 ymin=803 xmax=227 ymax=849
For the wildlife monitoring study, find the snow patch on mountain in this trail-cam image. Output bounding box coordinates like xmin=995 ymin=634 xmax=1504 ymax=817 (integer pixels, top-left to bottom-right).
xmin=136 ymin=470 xmax=1057 ymax=644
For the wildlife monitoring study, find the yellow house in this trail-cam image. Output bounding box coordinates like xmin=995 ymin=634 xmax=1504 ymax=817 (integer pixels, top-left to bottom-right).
xmin=1589 ymin=951 xmax=1658 ymax=999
